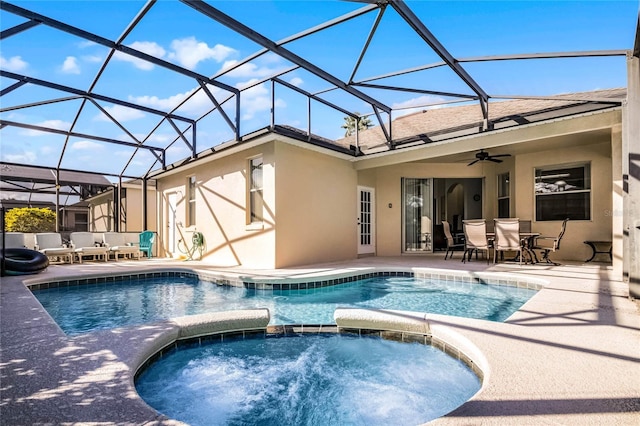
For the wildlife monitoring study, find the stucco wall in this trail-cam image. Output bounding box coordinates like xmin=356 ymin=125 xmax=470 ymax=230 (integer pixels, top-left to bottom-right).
xmin=515 ymin=140 xmax=612 ymax=262
xmin=122 ymin=186 xmax=157 ymax=233
xmin=373 ymin=162 xmax=482 ymax=256
xmin=157 ymin=143 xmax=276 ymax=267
xmin=274 ymin=141 xmax=357 ymax=267
xmin=369 ymin=140 xmax=612 ymax=263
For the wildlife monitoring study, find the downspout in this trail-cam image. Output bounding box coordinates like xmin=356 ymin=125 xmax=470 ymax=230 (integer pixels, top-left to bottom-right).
xmin=143 ymin=178 xmax=148 ymax=230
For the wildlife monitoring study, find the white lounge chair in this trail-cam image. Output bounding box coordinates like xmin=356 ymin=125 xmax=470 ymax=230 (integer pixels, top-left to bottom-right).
xmin=0 ymin=232 xmax=26 ymax=249
xmin=102 ymin=232 xmax=141 ymax=261
xmin=35 ymin=232 xmax=74 ymax=264
xmin=70 ymin=232 xmax=108 ymax=263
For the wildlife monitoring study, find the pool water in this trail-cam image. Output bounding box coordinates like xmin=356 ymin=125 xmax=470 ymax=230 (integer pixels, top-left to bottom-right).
xmin=33 ymin=275 xmax=536 ymax=335
xmin=135 ymin=333 xmax=481 ymax=426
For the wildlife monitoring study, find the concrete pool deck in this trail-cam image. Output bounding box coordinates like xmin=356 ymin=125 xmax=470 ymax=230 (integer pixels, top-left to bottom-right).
xmin=1 ymin=255 xmax=638 ymax=425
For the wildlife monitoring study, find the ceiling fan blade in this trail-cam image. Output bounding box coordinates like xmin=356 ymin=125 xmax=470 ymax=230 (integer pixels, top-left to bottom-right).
xmin=488 ymin=158 xmax=503 ymax=163
xmin=467 ymin=159 xmax=480 ymax=166
xmin=491 ymin=154 xmax=512 ymax=158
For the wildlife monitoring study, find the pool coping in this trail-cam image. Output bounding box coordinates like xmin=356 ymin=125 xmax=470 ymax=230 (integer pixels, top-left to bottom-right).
xmin=1 ymin=257 xmax=638 ymax=425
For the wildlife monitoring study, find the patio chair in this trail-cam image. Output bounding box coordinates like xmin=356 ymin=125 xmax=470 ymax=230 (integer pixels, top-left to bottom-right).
xmin=494 ymin=218 xmax=523 ymax=265
xmin=70 ymin=232 xmax=108 ymax=263
xmin=462 ymin=219 xmax=491 ymax=263
xmin=531 ymin=218 xmax=569 ymax=265
xmin=442 ymin=220 xmax=464 ymax=260
xmin=102 ymin=232 xmax=141 ymax=261
xmin=0 ymin=232 xmax=26 ymax=249
xmin=139 ymin=230 xmax=155 ymax=258
xmin=35 ymin=232 xmax=74 ymax=264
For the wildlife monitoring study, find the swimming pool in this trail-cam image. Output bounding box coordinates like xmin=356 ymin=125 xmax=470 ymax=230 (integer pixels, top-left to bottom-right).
xmin=135 ymin=332 xmax=482 ymax=426
xmin=32 ymin=273 xmax=537 ymax=335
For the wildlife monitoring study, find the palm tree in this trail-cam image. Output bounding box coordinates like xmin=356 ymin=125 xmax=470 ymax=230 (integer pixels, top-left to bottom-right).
xmin=341 ymin=113 xmax=373 ymax=137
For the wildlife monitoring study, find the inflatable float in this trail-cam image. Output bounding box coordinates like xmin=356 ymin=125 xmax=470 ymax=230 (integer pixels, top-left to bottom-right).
xmin=1 ymin=248 xmax=49 ymax=275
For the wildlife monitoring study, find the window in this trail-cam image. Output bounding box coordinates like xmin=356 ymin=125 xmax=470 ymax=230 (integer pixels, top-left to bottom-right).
xmin=249 ymin=157 xmax=263 ymax=223
xmin=535 ymin=163 xmax=590 ymax=221
xmin=74 ymin=212 xmax=88 ymax=231
xmin=187 ymin=175 xmax=196 ymax=226
xmin=497 ymin=173 xmax=510 ymax=218
xmin=402 ymin=178 xmax=432 ymax=252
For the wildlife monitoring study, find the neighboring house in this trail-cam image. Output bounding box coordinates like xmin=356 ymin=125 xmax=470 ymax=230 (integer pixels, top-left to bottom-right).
xmin=152 ymin=88 xmax=629 ymax=279
xmin=86 ymin=179 xmax=157 ymax=234
xmin=0 ymin=199 xmax=89 ymax=233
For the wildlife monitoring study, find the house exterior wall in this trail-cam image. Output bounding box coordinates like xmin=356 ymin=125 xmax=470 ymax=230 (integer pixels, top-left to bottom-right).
xmin=149 ymin=107 xmax=622 ymax=272
xmin=122 ymin=186 xmax=157 ymax=233
xmin=88 ymin=192 xmax=113 ymax=232
xmin=274 ymin=141 xmax=357 ymax=267
xmin=157 ymin=142 xmax=277 ymax=267
xmin=514 ymin=140 xmax=613 ymax=263
xmin=372 ymin=162 xmax=481 ymax=256
xmin=87 ymin=186 xmax=157 ymax=234
xmin=366 ymin=136 xmax=615 ymax=264
xmin=155 ymin=139 xmax=357 ymax=268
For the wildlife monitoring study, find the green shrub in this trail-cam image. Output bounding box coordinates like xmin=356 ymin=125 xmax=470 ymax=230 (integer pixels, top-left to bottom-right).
xmin=4 ymin=207 xmax=56 ymax=232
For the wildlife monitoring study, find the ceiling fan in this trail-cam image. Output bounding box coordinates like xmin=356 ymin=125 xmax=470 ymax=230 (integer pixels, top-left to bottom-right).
xmin=467 ymin=149 xmax=511 ymax=166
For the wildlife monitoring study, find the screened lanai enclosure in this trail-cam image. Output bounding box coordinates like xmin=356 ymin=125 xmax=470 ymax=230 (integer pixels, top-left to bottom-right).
xmin=1 ymin=1 xmax=639 ymax=272
xmin=1 ymin=0 xmax=637 ymax=194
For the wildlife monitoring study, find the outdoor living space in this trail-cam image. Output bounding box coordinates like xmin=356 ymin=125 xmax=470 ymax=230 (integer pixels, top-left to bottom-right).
xmin=1 ymin=1 xmax=640 ymax=425
xmin=1 ymin=255 xmax=638 ymax=425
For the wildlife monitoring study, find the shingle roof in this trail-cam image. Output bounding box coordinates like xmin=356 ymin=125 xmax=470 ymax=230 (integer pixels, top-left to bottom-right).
xmin=336 ymin=88 xmax=626 ymax=153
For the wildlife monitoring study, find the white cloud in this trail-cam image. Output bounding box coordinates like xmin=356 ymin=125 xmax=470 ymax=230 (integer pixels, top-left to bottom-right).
xmin=71 ymin=140 xmax=103 ymax=150
xmin=114 ymin=41 xmax=166 ymax=70
xmin=289 ymin=77 xmax=303 ymax=87
xmin=240 ymin=82 xmax=285 ymax=120
xmin=168 ymin=37 xmax=236 ymax=70
xmin=82 ymin=54 xmax=103 ymax=63
xmin=61 ymin=56 xmax=80 ymax=74
xmin=130 ymin=83 xmax=226 ymax=116
xmin=222 ymin=60 xmax=285 ymax=80
xmin=0 ymin=55 xmax=28 ymax=72
xmin=20 ymin=120 xmax=71 ymax=136
xmin=94 ymin=105 xmax=145 ymax=122
xmin=40 ymin=146 xmax=55 ymax=155
xmin=3 ymin=151 xmax=36 ymax=163
xmin=78 ymin=40 xmax=97 ymax=49
xmin=391 ymin=95 xmax=447 ymax=118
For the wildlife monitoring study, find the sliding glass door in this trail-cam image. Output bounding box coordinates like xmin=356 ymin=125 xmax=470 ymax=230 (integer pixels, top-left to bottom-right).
xmin=402 ymin=178 xmax=433 ymax=252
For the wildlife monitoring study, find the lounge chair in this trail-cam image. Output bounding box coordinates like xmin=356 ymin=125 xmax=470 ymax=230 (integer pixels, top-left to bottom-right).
xmin=102 ymin=232 xmax=141 ymax=261
xmin=462 ymin=219 xmax=491 ymax=263
xmin=442 ymin=220 xmax=464 ymax=260
xmin=494 ymin=218 xmax=523 ymax=265
xmin=139 ymin=231 xmax=155 ymax=258
xmin=531 ymin=218 xmax=569 ymax=265
xmin=70 ymin=232 xmax=109 ymax=263
xmin=35 ymin=232 xmax=74 ymax=264
xmin=0 ymin=232 xmax=26 ymax=249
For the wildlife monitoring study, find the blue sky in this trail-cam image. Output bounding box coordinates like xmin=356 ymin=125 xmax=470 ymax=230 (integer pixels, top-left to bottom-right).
xmin=1 ymin=0 xmax=638 ymax=193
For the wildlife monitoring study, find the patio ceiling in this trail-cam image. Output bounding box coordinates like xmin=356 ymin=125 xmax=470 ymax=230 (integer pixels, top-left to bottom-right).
xmin=1 ymin=0 xmax=638 ymax=202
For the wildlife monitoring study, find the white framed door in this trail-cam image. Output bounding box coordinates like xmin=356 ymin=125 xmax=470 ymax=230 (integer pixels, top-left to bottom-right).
xmin=358 ymin=186 xmax=376 ymax=255
xmin=167 ymin=192 xmax=178 ymax=256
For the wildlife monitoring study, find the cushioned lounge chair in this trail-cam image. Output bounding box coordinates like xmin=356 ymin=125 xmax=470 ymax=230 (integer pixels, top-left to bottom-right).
xmin=35 ymin=232 xmax=74 ymax=264
xmin=0 ymin=232 xmax=26 ymax=249
xmin=70 ymin=232 xmax=108 ymax=263
xmin=102 ymin=232 xmax=141 ymax=261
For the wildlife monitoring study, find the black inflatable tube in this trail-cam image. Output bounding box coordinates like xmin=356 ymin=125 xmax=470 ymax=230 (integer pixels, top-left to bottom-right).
xmin=1 ymin=248 xmax=49 ymax=275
